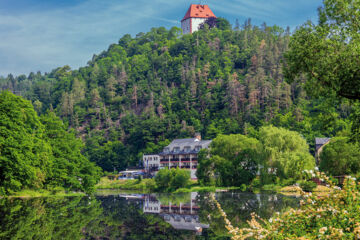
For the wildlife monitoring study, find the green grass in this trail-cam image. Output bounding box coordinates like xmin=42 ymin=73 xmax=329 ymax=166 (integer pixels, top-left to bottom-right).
xmin=174 ymin=186 xmax=241 ymax=193
xmin=96 ymin=177 xmax=243 ymax=193
xmin=9 ymin=189 xmax=85 ymax=198
xmin=95 ymin=177 xmax=156 ymax=192
xmin=261 ymin=184 xmax=283 ymax=192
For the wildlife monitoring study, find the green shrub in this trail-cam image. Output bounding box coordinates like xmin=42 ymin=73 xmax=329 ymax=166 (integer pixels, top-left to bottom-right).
xmin=216 ymin=172 xmax=360 ymax=239
xmin=240 ymin=184 xmax=247 ymax=192
xmin=280 ymin=177 xmax=296 ymax=187
xmin=50 ymin=186 xmax=65 ymax=194
xmin=320 ymin=137 xmax=360 ymax=176
xmin=262 ymin=184 xmax=281 ymax=192
xmin=250 ymin=177 xmax=261 ymax=189
xmin=155 ymin=168 xmax=190 ymax=192
xmin=145 ymin=179 xmax=156 ymax=192
xmin=299 ymin=180 xmax=317 ymax=192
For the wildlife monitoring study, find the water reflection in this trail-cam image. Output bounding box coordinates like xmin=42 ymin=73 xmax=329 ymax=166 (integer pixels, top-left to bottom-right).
xmin=0 ymin=192 xmax=299 ymax=239
xmin=0 ymin=197 xmax=101 ymax=240
xmin=143 ymin=193 xmax=209 ymax=233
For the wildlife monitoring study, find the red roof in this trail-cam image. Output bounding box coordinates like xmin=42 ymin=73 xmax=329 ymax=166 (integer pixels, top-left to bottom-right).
xmin=182 ymin=4 xmax=216 ymax=21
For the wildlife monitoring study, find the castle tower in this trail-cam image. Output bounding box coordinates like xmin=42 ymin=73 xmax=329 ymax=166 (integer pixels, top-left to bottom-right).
xmin=181 ymin=4 xmax=216 ymax=34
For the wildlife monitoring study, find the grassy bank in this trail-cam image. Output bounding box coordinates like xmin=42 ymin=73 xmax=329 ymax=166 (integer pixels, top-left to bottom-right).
xmin=279 ymin=185 xmax=332 ymax=196
xmin=95 ymin=177 xmax=156 ymax=192
xmin=7 ymin=189 xmax=86 ymax=198
xmin=174 ymin=186 xmax=241 ymax=193
xmin=95 ymin=177 xmax=242 ymax=193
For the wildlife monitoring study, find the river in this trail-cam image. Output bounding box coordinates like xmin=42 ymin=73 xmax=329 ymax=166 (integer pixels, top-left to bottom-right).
xmin=0 ymin=191 xmax=299 ymax=239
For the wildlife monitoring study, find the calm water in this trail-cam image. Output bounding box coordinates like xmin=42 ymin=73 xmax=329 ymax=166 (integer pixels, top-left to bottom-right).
xmin=0 ymin=191 xmax=299 ymax=240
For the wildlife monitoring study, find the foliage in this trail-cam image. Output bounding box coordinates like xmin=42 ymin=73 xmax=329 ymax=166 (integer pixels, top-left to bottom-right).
xmin=298 ymin=180 xmax=317 ymax=192
xmin=0 ymin=91 xmax=100 ymax=195
xmin=320 ymin=137 xmax=360 ymax=176
xmin=95 ymin=177 xmax=156 ymax=192
xmin=215 ymin=171 xmax=360 ymax=239
xmin=0 ymin=15 xmax=355 ymax=175
xmin=198 ymin=134 xmax=262 ymax=187
xmin=284 ymin=0 xmax=360 ymax=101
xmin=0 ymin=91 xmax=52 ymax=194
xmin=41 ymin=111 xmax=102 ymax=193
xmin=200 ymin=17 xmax=231 ymax=30
xmin=154 ymin=168 xmax=190 ymax=192
xmin=259 ymin=125 xmax=315 ymax=181
xmin=2 ymin=23 xmax=332 ymax=172
xmin=284 ymin=0 xmax=360 ymax=143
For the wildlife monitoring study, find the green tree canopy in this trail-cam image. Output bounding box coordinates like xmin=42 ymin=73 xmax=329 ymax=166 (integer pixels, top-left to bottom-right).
xmin=41 ymin=111 xmax=101 ymax=193
xmin=0 ymin=91 xmax=101 ymax=195
xmin=155 ymin=168 xmax=190 ymax=192
xmin=0 ymin=91 xmax=52 ymax=194
xmin=197 ymin=134 xmax=262 ymax=187
xmin=284 ymin=0 xmax=360 ymax=100
xmin=320 ymin=137 xmax=360 ymax=176
xmin=259 ymin=126 xmax=315 ymax=180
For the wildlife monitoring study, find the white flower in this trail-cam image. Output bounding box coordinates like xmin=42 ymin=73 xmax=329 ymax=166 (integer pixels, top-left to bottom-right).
xmin=314 ymin=167 xmax=319 ymax=171
xmin=319 ymin=227 xmax=327 ymax=234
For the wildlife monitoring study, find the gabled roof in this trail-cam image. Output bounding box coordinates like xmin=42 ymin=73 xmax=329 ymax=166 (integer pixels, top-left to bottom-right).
xmin=182 ymin=4 xmax=216 ymax=21
xmin=160 ymin=138 xmax=212 ymax=155
xmin=315 ymin=138 xmax=331 ymax=145
xmin=166 ymin=138 xmax=212 ymax=150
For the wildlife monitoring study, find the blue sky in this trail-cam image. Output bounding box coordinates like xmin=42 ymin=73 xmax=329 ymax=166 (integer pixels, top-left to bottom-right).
xmin=0 ymin=0 xmax=323 ymax=77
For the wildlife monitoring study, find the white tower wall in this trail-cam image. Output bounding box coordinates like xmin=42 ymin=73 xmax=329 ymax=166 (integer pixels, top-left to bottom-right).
xmin=182 ymin=18 xmax=208 ymax=34
xmin=191 ymin=18 xmax=207 ymax=33
xmin=181 ymin=18 xmax=191 ymax=34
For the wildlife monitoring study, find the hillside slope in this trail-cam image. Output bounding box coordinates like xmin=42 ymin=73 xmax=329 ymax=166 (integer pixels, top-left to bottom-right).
xmin=0 ymin=22 xmax=350 ymax=171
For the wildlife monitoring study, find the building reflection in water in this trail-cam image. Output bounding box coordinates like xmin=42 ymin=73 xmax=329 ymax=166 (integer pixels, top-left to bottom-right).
xmin=118 ymin=192 xmax=209 ymax=235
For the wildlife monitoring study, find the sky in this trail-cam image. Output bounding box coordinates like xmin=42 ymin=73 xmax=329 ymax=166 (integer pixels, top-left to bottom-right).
xmin=0 ymin=0 xmax=323 ymax=77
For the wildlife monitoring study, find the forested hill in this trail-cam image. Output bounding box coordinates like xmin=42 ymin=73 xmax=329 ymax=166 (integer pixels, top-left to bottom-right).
xmin=0 ymin=20 xmax=350 ymax=171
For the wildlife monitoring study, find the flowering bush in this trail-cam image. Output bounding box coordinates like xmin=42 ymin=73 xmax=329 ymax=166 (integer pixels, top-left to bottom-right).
xmin=212 ymin=171 xmax=360 ymax=239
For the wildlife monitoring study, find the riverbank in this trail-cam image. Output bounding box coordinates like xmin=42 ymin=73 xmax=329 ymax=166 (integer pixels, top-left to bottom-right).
xmin=5 ymin=189 xmax=86 ymax=198
xmin=279 ymin=185 xmax=332 ymax=196
xmin=95 ymin=177 xmax=242 ymax=193
xmin=95 ymin=177 xmax=155 ymax=192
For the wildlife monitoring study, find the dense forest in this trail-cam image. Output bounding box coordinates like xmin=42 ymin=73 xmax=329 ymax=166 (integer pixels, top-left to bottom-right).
xmin=0 ymin=91 xmax=101 ymax=195
xmin=0 ymin=18 xmax=354 ymax=172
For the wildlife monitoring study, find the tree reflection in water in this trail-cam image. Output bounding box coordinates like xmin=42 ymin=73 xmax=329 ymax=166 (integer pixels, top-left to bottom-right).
xmin=0 ymin=192 xmax=298 ymax=240
xmin=0 ymin=197 xmax=101 ymax=240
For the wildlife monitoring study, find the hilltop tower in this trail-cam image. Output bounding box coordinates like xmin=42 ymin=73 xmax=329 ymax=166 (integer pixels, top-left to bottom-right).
xmin=181 ymin=4 xmax=216 ymax=34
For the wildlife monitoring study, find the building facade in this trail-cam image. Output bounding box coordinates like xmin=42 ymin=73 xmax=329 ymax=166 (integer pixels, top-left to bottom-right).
xmin=143 ymin=135 xmax=212 ymax=179
xmin=181 ymin=4 xmax=216 ymax=34
xmin=143 ymin=154 xmax=160 ymax=173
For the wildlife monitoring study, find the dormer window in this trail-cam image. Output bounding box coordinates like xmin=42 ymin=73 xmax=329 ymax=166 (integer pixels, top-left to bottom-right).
xmin=164 ymin=147 xmax=170 ymax=153
xmin=173 ymin=147 xmax=180 ymax=153
xmin=195 ymin=145 xmax=202 ymax=151
xmin=184 ymin=146 xmax=191 ymax=152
